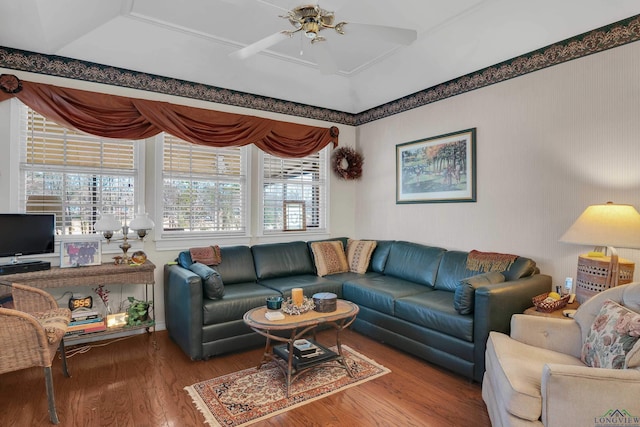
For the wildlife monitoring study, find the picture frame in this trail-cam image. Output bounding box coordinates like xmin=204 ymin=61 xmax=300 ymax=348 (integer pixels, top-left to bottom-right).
xmin=396 ymin=128 xmax=476 ymax=204
xmin=60 ymin=240 xmax=102 ymax=268
xmin=283 ymin=201 xmax=307 ymax=231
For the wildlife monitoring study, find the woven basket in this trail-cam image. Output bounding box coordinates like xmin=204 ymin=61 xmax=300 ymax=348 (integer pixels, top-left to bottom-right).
xmin=576 ymin=255 xmax=634 ymax=303
xmin=532 ymin=292 xmax=570 ymax=313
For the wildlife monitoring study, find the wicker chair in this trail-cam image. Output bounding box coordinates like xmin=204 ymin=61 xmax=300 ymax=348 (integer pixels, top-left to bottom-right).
xmin=0 ymin=281 xmax=71 ymax=424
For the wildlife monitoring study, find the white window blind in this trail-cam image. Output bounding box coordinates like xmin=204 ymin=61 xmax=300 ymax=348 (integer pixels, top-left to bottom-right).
xmin=261 ymin=147 xmax=328 ymax=233
xmin=20 ymin=105 xmax=139 ymax=235
xmin=162 ymin=134 xmax=246 ymax=235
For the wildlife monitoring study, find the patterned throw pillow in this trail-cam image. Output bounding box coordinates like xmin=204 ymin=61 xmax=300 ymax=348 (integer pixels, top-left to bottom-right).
xmin=346 ymin=239 xmax=377 ymax=274
xmin=310 ymin=241 xmax=349 ymax=277
xmin=581 ymin=299 xmax=640 ymax=369
xmin=33 ymin=308 xmax=72 ymax=344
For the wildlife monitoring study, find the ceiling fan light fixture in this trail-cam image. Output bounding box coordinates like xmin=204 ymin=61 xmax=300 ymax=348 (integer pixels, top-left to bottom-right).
xmin=303 ymin=19 xmax=319 ymax=39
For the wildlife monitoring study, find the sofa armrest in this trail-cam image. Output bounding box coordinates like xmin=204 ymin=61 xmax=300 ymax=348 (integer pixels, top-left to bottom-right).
xmin=541 ymin=363 xmax=640 ymax=427
xmin=472 ymin=273 xmax=551 ymax=381
xmin=163 ymin=264 xmax=204 ymax=360
xmin=511 ymin=314 xmax=583 ymax=358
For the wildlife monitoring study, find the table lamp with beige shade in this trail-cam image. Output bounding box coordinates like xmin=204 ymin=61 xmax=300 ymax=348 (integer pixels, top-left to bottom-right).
xmin=560 ymin=202 xmax=640 ymax=303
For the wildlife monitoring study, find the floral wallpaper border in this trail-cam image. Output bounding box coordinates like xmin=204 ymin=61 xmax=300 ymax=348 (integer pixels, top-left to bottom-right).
xmin=0 ymin=14 xmax=638 ymax=127
xmin=357 ymin=14 xmax=640 ymax=125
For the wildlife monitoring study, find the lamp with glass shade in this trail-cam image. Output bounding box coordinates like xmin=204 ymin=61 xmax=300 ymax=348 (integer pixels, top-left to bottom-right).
xmin=94 ymin=210 xmax=155 ymax=264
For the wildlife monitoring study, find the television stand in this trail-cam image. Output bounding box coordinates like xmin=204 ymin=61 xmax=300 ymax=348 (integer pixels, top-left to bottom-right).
xmin=0 ymin=261 xmax=156 ymax=344
xmin=0 ymin=260 xmax=50 ymax=275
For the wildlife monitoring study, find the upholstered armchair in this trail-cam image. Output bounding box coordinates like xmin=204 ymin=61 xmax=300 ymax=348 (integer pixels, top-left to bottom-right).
xmin=483 ymin=282 xmax=640 ymax=427
xmin=0 ymin=281 xmax=71 ymax=424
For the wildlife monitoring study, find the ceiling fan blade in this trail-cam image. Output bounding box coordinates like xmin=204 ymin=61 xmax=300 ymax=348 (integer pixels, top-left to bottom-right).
xmin=311 ymin=43 xmax=339 ymax=75
xmin=341 ymin=22 xmax=417 ymax=45
xmin=254 ymin=0 xmax=291 ymax=13
xmin=230 ymin=31 xmax=289 ymax=60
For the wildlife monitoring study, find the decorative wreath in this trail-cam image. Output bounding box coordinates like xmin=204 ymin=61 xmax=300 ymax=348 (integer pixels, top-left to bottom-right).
xmin=332 ymin=146 xmax=364 ymax=180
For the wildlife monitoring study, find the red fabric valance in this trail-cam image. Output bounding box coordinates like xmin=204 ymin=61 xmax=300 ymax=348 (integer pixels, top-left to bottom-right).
xmin=0 ymin=74 xmax=338 ymax=157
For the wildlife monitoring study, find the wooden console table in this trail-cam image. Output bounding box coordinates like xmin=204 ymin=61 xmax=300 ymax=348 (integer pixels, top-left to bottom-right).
xmin=1 ymin=261 xmax=156 ymax=343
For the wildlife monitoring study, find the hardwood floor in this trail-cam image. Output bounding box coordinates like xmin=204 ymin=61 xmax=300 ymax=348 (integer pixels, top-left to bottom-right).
xmin=0 ymin=329 xmax=491 ymax=427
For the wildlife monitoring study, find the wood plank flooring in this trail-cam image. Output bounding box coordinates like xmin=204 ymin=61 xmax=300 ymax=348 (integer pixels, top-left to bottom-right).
xmin=0 ymin=329 xmax=491 ymax=426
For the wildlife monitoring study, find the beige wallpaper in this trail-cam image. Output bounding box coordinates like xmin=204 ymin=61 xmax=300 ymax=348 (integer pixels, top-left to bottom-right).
xmin=355 ymin=40 xmax=640 ymax=287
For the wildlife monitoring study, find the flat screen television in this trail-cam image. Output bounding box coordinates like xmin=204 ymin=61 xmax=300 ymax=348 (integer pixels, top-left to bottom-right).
xmin=0 ymin=213 xmax=56 ymax=261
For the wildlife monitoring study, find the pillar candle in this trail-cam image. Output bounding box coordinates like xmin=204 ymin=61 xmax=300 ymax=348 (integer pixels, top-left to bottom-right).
xmin=291 ymin=288 xmax=304 ymax=306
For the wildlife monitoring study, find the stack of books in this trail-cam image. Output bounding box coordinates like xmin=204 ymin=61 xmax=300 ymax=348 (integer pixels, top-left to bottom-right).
xmin=293 ymin=339 xmax=322 ymax=358
xmin=66 ymin=309 xmax=107 ymax=336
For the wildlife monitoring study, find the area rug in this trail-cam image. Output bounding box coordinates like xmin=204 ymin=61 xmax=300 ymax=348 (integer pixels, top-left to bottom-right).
xmin=185 ymin=345 xmax=390 ymax=426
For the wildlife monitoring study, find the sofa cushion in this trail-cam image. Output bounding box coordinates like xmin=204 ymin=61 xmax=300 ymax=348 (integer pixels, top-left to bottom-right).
xmin=383 ymin=241 xmax=445 ymax=286
xmin=454 ymin=272 xmax=505 ymax=314
xmin=346 ymin=239 xmax=377 ymax=274
xmin=189 ymin=262 xmax=225 ymax=300
xmin=202 ymin=283 xmax=281 ymax=325
xmin=322 ymin=271 xmax=382 ymax=284
xmin=214 ymin=246 xmax=257 ymax=285
xmin=343 ymin=275 xmax=432 ymax=316
xmin=502 ymin=257 xmax=537 ymax=281
xmin=370 ymin=240 xmax=394 ymax=273
xmin=434 ymin=251 xmax=474 ymax=291
xmin=310 ymin=241 xmax=349 ymax=277
xmin=581 ymin=299 xmax=640 ymax=369
xmin=485 ymin=331 xmax=585 ymax=422
xmin=252 ymin=241 xmax=315 ymax=279
xmin=395 ymin=291 xmax=474 ymax=342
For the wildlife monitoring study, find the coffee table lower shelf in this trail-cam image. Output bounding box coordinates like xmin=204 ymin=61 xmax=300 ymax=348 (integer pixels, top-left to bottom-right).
xmin=272 ymin=340 xmax=339 ymax=370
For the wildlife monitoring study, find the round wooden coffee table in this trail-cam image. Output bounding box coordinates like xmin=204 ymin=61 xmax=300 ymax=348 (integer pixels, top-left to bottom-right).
xmin=243 ymin=299 xmax=359 ymax=397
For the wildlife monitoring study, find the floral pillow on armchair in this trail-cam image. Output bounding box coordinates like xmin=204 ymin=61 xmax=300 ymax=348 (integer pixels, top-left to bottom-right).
xmin=581 ymin=299 xmax=640 ymax=369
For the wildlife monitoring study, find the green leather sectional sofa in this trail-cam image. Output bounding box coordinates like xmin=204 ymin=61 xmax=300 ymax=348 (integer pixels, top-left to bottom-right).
xmin=163 ymin=238 xmax=551 ymax=382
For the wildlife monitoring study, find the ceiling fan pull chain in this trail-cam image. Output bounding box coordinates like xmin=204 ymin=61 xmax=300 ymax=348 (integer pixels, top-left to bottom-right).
xmin=299 ymin=33 xmax=304 ymax=56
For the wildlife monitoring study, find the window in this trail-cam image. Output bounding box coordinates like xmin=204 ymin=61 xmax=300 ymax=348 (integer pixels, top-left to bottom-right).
xmin=261 ymin=147 xmax=329 ymax=234
xmin=162 ymin=134 xmax=247 ymax=237
xmin=19 ymin=105 xmax=141 ymax=235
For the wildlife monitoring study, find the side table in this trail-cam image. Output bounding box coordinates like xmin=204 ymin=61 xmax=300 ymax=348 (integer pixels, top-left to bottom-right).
xmin=524 ymin=301 xmax=580 ymax=319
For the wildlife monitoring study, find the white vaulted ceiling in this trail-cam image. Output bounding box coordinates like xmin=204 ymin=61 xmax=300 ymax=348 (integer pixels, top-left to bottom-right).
xmin=1 ymin=0 xmax=639 ymax=114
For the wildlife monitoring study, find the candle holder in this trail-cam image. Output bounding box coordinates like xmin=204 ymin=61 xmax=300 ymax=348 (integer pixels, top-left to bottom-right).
xmin=282 ymin=297 xmax=315 ymax=315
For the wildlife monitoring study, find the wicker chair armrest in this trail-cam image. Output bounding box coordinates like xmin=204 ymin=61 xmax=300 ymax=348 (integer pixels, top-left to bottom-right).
xmin=0 ymin=308 xmax=53 ymax=372
xmin=11 ymin=282 xmax=59 ymax=313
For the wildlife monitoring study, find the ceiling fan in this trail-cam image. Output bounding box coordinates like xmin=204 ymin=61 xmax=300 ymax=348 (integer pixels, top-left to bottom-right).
xmin=229 ymin=2 xmax=418 ymax=72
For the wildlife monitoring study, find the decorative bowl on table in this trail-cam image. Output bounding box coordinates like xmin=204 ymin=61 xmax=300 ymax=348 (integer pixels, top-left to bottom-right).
xmin=266 ymin=296 xmax=284 ymax=310
xmin=282 ymin=297 xmax=315 ymax=315
xmin=532 ymin=292 xmax=570 ymax=313
xmin=131 ymin=250 xmax=147 ymax=265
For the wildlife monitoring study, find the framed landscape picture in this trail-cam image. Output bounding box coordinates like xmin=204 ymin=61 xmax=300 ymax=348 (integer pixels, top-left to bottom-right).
xmin=61 ymin=240 xmax=102 ymax=268
xmin=396 ymin=128 xmax=476 ymax=204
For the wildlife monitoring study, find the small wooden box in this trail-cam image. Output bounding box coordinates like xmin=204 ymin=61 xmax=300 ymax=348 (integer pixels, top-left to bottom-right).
xmin=313 ymin=292 xmax=337 ymax=312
